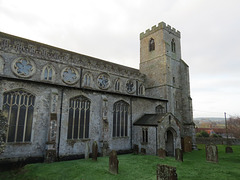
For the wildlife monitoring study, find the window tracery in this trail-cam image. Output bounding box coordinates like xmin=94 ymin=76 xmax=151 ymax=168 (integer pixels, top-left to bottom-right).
xmin=61 ymin=67 xmax=79 ymax=85
xmin=3 ymin=90 xmax=35 ymax=143
xmin=11 ymin=57 xmax=36 ymax=78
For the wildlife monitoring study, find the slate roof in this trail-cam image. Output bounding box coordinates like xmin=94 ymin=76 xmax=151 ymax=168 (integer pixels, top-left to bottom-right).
xmin=133 ymin=113 xmax=167 ymax=126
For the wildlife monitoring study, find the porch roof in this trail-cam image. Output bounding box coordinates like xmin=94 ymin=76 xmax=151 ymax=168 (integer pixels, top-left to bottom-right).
xmin=133 ymin=113 xmax=166 ymax=126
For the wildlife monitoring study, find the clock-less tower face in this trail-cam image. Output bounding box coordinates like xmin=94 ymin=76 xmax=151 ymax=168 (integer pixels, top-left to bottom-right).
xmin=97 ymin=73 xmax=110 ymax=89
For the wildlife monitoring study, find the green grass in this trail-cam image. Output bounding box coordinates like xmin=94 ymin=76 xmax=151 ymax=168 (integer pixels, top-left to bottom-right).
xmin=1 ymin=144 xmax=240 ymax=180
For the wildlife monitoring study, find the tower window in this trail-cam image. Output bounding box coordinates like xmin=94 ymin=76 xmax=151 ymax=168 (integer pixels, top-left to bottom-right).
xmin=149 ymin=38 xmax=155 ymax=51
xmin=171 ymin=39 xmax=176 ymax=53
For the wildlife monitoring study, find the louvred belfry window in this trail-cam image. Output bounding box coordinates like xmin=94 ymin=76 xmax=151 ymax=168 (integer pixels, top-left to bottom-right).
xmin=67 ymin=96 xmax=91 ymax=139
xmin=3 ymin=90 xmax=35 ymax=143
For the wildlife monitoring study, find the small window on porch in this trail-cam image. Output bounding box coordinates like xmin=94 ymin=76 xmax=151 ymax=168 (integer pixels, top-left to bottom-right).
xmin=142 ymin=128 xmax=148 ymax=143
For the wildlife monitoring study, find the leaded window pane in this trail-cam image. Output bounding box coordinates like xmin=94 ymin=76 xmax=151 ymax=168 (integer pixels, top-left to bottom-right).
xmin=3 ymin=90 xmax=35 ymax=143
xmin=67 ymin=96 xmax=91 ymax=140
xmin=113 ymin=101 xmax=129 ymax=137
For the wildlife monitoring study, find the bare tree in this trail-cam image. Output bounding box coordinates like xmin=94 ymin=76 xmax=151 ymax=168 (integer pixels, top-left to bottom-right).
xmin=227 ymin=116 xmax=240 ymax=139
xmin=0 ymin=110 xmax=8 ymax=154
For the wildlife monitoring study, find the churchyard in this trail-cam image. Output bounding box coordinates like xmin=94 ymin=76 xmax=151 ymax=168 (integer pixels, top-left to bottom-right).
xmin=0 ymin=144 xmax=240 ymax=179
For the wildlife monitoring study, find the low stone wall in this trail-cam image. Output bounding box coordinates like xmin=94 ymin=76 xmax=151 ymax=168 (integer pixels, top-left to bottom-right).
xmin=196 ymin=137 xmax=240 ymax=145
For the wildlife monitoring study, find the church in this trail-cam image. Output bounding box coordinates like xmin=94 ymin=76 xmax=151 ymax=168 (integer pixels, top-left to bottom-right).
xmin=0 ymin=22 xmax=195 ymax=164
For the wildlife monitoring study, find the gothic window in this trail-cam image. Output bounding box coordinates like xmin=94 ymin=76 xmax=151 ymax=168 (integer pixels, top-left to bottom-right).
xmin=149 ymin=38 xmax=155 ymax=51
xmin=97 ymin=73 xmax=110 ymax=89
xmin=42 ymin=65 xmax=55 ymax=81
xmin=0 ymin=56 xmax=4 ymax=74
xmin=112 ymin=101 xmax=129 ymax=137
xmin=138 ymin=84 xmax=145 ymax=95
xmin=2 ymin=90 xmax=35 ymax=143
xmin=126 ymin=80 xmax=135 ymax=94
xmin=171 ymin=39 xmax=176 ymax=53
xmin=83 ymin=73 xmax=92 ymax=87
xmin=67 ymin=96 xmax=91 ymax=139
xmin=142 ymin=128 xmax=148 ymax=143
xmin=11 ymin=57 xmax=36 ymax=78
xmin=61 ymin=67 xmax=79 ymax=85
xmin=156 ymin=105 xmax=165 ymax=114
xmin=115 ymin=79 xmax=120 ymax=92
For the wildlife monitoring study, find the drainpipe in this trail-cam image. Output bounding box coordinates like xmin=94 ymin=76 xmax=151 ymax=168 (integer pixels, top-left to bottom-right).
xmin=57 ymin=88 xmax=64 ymax=160
xmin=130 ymin=97 xmax=133 ymax=149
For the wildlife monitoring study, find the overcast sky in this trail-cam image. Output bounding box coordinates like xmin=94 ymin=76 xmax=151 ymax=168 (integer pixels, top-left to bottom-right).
xmin=0 ymin=0 xmax=240 ymax=118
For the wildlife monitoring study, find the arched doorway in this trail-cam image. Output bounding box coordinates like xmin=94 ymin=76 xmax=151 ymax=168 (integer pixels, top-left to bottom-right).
xmin=166 ymin=130 xmax=174 ymax=156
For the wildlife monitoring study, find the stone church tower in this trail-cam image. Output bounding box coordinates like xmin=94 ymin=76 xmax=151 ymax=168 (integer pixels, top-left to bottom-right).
xmin=139 ymin=22 xmax=196 ymax=146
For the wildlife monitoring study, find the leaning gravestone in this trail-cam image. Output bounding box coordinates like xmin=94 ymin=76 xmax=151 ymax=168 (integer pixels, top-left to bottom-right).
xmin=158 ymin=149 xmax=166 ymax=159
xmin=157 ymin=164 xmax=177 ymax=180
xmin=225 ymin=146 xmax=233 ymax=153
xmin=133 ymin=144 xmax=139 ymax=155
xmin=206 ymin=144 xmax=218 ymax=163
xmin=175 ymin=148 xmax=183 ymax=162
xmin=92 ymin=141 xmax=98 ymax=161
xmin=109 ymin=150 xmax=119 ymax=174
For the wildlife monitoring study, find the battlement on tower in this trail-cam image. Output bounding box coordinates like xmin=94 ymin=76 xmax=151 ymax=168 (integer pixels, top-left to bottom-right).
xmin=140 ymin=22 xmax=181 ymax=39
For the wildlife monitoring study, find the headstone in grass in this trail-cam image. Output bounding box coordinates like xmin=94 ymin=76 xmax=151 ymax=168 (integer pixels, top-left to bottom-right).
xmin=183 ymin=136 xmax=192 ymax=152
xmin=109 ymin=150 xmax=119 ymax=174
xmin=141 ymin=148 xmax=146 ymax=155
xmin=206 ymin=144 xmax=218 ymax=163
xmin=158 ymin=148 xmax=166 ymax=159
xmin=85 ymin=141 xmax=90 ymax=159
xmin=225 ymin=146 xmax=233 ymax=153
xmin=175 ymin=148 xmax=183 ymax=162
xmin=133 ymin=144 xmax=139 ymax=155
xmin=157 ymin=164 xmax=177 ymax=180
xmin=92 ymin=141 xmax=98 ymax=161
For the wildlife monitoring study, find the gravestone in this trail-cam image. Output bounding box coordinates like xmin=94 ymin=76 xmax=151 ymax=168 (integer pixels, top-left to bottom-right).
xmin=141 ymin=148 xmax=146 ymax=155
xmin=133 ymin=144 xmax=139 ymax=155
xmin=92 ymin=141 xmax=98 ymax=161
xmin=109 ymin=150 xmax=119 ymax=174
xmin=206 ymin=144 xmax=218 ymax=163
xmin=102 ymin=141 xmax=110 ymax=156
xmin=85 ymin=141 xmax=90 ymax=159
xmin=157 ymin=164 xmax=177 ymax=180
xmin=225 ymin=146 xmax=233 ymax=153
xmin=183 ymin=136 xmax=192 ymax=152
xmin=175 ymin=148 xmax=183 ymax=162
xmin=158 ymin=149 xmax=166 ymax=159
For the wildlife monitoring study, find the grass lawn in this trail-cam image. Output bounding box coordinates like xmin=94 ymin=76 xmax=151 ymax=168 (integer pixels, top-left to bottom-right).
xmin=0 ymin=144 xmax=240 ymax=180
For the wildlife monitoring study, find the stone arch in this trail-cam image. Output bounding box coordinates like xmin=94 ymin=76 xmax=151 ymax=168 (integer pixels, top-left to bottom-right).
xmin=164 ymin=127 xmax=177 ymax=156
xmin=82 ymin=72 xmax=93 ymax=88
